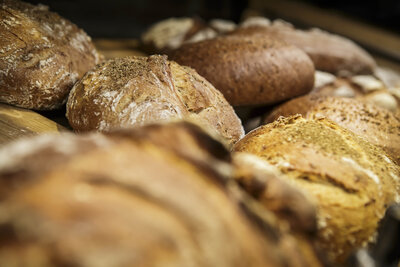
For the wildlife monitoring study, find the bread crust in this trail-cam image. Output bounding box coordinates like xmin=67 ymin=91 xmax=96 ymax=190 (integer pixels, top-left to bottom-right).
xmin=0 ymin=122 xmax=316 ymax=267
xmin=169 ymin=33 xmax=315 ymax=106
xmin=264 ymin=95 xmax=400 ymax=164
xmin=234 ymin=115 xmax=400 ymax=263
xmin=236 ymin=21 xmax=376 ymax=75
xmin=66 ymin=55 xmax=244 ymax=145
xmin=0 ymin=0 xmax=101 ymax=110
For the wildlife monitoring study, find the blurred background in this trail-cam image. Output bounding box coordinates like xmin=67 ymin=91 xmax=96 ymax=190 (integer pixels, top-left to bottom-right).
xmin=24 ymin=0 xmax=400 ymax=38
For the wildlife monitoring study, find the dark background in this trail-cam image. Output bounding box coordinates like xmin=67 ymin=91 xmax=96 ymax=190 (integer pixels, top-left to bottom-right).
xmin=24 ymin=0 xmax=400 ymax=38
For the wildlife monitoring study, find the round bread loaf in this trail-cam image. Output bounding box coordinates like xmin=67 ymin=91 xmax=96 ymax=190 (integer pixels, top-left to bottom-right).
xmin=0 ymin=121 xmax=321 ymax=267
xmin=236 ymin=18 xmax=376 ymax=76
xmin=169 ymin=33 xmax=315 ymax=106
xmin=0 ymin=0 xmax=101 ymax=110
xmin=264 ymin=95 xmax=400 ymax=164
xmin=312 ymin=72 xmax=400 ymax=114
xmin=66 ymin=55 xmax=244 ymax=145
xmin=234 ymin=115 xmax=400 ymax=263
xmin=140 ymin=17 xmax=208 ymax=54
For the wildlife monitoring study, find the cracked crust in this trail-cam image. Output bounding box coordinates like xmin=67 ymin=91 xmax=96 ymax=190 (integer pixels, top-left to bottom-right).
xmin=233 ymin=115 xmax=400 ymax=263
xmin=66 ymin=55 xmax=244 ymax=146
xmin=264 ymin=95 xmax=400 ymax=165
xmin=0 ymin=0 xmax=101 ymax=110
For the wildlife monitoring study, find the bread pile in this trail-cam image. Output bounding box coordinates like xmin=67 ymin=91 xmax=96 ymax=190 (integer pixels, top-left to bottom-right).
xmin=1 ymin=1 xmax=400 ymax=265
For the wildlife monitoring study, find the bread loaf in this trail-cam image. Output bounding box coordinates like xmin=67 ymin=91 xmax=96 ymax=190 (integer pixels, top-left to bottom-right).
xmin=169 ymin=33 xmax=315 ymax=106
xmin=232 ymin=152 xmax=327 ymax=267
xmin=313 ymin=72 xmax=400 ymax=114
xmin=264 ymin=95 xmax=400 ymax=164
xmin=66 ymin=55 xmax=244 ymax=145
xmin=234 ymin=115 xmax=400 ymax=263
xmin=237 ymin=18 xmax=376 ymax=76
xmin=140 ymin=17 xmax=208 ymax=54
xmin=0 ymin=0 xmax=101 ymax=110
xmin=0 ymin=121 xmax=324 ymax=267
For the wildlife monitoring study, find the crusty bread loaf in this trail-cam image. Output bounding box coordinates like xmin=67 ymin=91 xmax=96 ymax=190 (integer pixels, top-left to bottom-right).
xmin=232 ymin=152 xmax=327 ymax=267
xmin=0 ymin=0 xmax=101 ymax=110
xmin=237 ymin=18 xmax=376 ymax=76
xmin=66 ymin=55 xmax=244 ymax=146
xmin=264 ymin=95 xmax=400 ymax=164
xmin=140 ymin=17 xmax=208 ymax=54
xmin=169 ymin=33 xmax=315 ymax=106
xmin=0 ymin=121 xmax=324 ymax=267
xmin=234 ymin=115 xmax=400 ymax=263
xmin=312 ymin=72 xmax=400 ymax=114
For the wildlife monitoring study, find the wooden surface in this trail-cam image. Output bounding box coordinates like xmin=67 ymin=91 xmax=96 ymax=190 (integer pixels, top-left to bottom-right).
xmin=0 ymin=103 xmax=67 ymax=145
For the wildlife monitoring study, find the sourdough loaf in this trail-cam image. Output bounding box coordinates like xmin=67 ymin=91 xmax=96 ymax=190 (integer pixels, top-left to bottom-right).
xmin=66 ymin=55 xmax=244 ymax=145
xmin=0 ymin=0 xmax=101 ymax=110
xmin=313 ymin=71 xmax=400 ymax=114
xmin=264 ymin=95 xmax=400 ymax=164
xmin=234 ymin=115 xmax=400 ymax=263
xmin=169 ymin=33 xmax=315 ymax=106
xmin=0 ymin=121 xmax=324 ymax=267
xmin=237 ymin=17 xmax=376 ymax=76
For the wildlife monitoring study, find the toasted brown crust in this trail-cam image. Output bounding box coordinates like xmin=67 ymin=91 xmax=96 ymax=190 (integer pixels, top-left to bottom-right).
xmin=234 ymin=116 xmax=400 ymax=263
xmin=264 ymin=95 xmax=400 ymax=164
xmin=0 ymin=121 xmax=322 ymax=267
xmin=169 ymin=33 xmax=315 ymax=106
xmin=235 ymin=22 xmax=376 ymax=75
xmin=66 ymin=55 xmax=244 ymax=145
xmin=0 ymin=0 xmax=101 ymax=110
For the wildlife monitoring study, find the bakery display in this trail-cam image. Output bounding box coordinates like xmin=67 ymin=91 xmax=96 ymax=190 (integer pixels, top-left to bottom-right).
xmin=0 ymin=0 xmax=101 ymax=110
xmin=66 ymin=55 xmax=244 ymax=145
xmin=236 ymin=17 xmax=376 ymax=76
xmin=234 ymin=115 xmax=400 ymax=263
xmin=1 ymin=1 xmax=400 ymax=265
xmin=0 ymin=121 xmax=326 ymax=267
xmin=263 ymin=95 xmax=400 ymax=164
xmin=169 ymin=32 xmax=315 ymax=106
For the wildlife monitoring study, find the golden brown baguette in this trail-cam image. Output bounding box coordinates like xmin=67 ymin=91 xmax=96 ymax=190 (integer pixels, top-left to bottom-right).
xmin=0 ymin=0 xmax=101 ymax=110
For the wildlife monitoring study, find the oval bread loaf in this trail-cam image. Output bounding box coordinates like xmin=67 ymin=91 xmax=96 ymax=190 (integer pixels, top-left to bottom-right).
xmin=0 ymin=0 xmax=101 ymax=110
xmin=234 ymin=115 xmax=400 ymax=263
xmin=67 ymin=55 xmax=244 ymax=145
xmin=264 ymin=95 xmax=400 ymax=164
xmin=0 ymin=121 xmax=324 ymax=267
xmin=237 ymin=18 xmax=376 ymax=76
xmin=169 ymin=33 xmax=315 ymax=106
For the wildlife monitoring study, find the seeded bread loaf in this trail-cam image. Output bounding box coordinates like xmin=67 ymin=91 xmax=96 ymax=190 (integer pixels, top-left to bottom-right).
xmin=66 ymin=55 xmax=244 ymax=146
xmin=237 ymin=18 xmax=376 ymax=76
xmin=234 ymin=116 xmax=400 ymax=263
xmin=0 ymin=121 xmax=325 ymax=267
xmin=169 ymin=33 xmax=315 ymax=106
xmin=0 ymin=0 xmax=101 ymax=110
xmin=264 ymin=95 xmax=400 ymax=164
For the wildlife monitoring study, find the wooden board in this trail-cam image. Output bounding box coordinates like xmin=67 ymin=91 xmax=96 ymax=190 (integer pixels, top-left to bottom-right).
xmin=0 ymin=103 xmax=68 ymax=146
